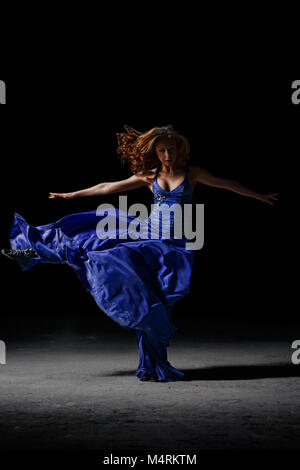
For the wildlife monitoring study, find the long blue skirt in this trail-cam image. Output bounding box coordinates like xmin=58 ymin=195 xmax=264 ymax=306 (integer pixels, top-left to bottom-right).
xmin=8 ymin=210 xmax=195 ymax=381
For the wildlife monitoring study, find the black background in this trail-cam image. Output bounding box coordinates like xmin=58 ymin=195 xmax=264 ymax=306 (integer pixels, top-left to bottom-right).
xmin=0 ymin=12 xmax=299 ymax=461
xmin=0 ymin=75 xmax=297 ymax=339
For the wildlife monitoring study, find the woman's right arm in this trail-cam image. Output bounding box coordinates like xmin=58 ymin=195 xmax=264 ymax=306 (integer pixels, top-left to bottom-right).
xmin=49 ymin=173 xmax=150 ymax=199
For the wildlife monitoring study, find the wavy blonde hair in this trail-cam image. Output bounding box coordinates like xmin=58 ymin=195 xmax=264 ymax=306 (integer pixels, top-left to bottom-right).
xmin=116 ymin=124 xmax=190 ymax=175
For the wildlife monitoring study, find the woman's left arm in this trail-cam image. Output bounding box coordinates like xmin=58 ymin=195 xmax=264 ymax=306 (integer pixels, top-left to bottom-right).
xmin=192 ymin=166 xmax=279 ymax=206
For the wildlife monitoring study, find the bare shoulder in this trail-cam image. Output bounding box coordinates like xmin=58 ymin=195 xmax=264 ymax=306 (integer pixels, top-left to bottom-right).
xmin=187 ymin=165 xmax=203 ymax=183
xmin=137 ymin=168 xmax=156 ymax=176
xmin=135 ymin=168 xmax=156 ymax=184
xmin=188 ymin=165 xmax=213 ymax=181
xmin=187 ymin=165 xmax=213 ymax=191
xmin=130 ymin=168 xmax=156 ymax=192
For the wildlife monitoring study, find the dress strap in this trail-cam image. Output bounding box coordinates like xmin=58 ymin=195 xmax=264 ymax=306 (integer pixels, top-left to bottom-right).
xmin=152 ymin=167 xmax=159 ymax=192
xmin=183 ymin=165 xmax=188 ymax=184
xmin=184 ymin=164 xmax=191 ymax=191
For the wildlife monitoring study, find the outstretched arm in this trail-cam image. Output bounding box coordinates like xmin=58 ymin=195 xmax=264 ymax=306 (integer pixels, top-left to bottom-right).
xmin=192 ymin=166 xmax=279 ymax=206
xmin=49 ymin=173 xmax=148 ymax=199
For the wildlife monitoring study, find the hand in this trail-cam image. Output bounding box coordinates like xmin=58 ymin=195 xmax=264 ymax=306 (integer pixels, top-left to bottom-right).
xmin=49 ymin=192 xmax=75 ymax=199
xmin=258 ymin=192 xmax=279 ymax=206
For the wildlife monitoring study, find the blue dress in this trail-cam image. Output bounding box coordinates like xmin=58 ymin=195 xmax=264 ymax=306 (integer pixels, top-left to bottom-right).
xmin=8 ymin=165 xmax=195 ymax=381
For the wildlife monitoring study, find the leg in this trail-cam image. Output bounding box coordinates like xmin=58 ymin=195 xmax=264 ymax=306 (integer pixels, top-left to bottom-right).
xmin=7 ymin=212 xmax=85 ymax=270
xmin=135 ymin=304 xmax=184 ymax=382
xmin=1 ymin=247 xmax=39 ymax=268
xmin=136 ymin=330 xmax=158 ymax=380
xmin=135 ymin=329 xmax=184 ymax=382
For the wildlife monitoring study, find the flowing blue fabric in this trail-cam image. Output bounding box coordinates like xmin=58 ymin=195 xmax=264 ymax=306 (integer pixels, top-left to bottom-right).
xmin=8 ymin=165 xmax=195 ymax=381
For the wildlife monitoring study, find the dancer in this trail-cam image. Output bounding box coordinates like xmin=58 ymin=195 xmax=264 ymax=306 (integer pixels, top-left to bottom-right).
xmin=2 ymin=125 xmax=279 ymax=382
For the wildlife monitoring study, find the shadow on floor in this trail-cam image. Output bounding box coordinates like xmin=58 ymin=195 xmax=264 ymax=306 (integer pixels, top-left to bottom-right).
xmin=182 ymin=363 xmax=300 ymax=381
xmin=105 ymin=363 xmax=300 ymax=381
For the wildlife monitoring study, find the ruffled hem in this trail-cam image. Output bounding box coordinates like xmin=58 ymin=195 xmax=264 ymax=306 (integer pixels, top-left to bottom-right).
xmin=135 ymin=327 xmax=184 ymax=382
xmin=8 ymin=210 xmax=191 ymax=382
xmin=136 ymin=364 xmax=184 ymax=382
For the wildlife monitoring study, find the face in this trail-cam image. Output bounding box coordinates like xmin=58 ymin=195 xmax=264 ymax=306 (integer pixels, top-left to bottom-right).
xmin=155 ymin=138 xmax=178 ymax=167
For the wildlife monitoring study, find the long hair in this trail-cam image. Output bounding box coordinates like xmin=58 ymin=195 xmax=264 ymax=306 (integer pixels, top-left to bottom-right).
xmin=116 ymin=125 xmax=190 ymax=175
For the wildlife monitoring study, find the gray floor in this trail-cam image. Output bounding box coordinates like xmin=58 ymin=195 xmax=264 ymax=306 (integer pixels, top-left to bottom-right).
xmin=0 ymin=330 xmax=300 ymax=452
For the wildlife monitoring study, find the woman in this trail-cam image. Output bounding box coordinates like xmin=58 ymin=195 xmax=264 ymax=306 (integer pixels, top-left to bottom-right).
xmin=2 ymin=125 xmax=279 ymax=382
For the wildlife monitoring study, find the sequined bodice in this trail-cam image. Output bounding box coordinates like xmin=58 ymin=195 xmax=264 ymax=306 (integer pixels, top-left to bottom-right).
xmin=152 ymin=165 xmax=193 ymax=206
xmin=147 ymin=165 xmax=193 ymax=240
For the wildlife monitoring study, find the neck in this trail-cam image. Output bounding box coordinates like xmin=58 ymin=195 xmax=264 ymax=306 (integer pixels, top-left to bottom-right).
xmin=159 ymin=163 xmax=186 ymax=174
